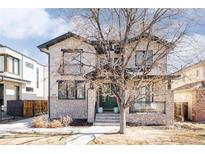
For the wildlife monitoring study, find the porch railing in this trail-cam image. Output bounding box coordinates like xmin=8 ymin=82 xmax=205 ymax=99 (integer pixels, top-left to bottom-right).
xmin=129 ymin=101 xmax=166 ymax=114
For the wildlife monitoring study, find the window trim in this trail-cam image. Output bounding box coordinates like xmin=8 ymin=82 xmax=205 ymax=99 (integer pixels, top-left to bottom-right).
xmin=7 ymin=55 xmax=20 ymax=75
xmin=58 ymin=80 xmax=85 ymax=100
xmin=62 ymin=49 xmax=83 ymax=75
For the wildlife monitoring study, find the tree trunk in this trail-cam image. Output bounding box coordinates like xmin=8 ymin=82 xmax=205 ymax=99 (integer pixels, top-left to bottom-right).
xmin=119 ymin=106 xmax=126 ymax=134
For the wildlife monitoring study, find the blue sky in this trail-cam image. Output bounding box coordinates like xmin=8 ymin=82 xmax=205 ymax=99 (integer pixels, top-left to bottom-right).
xmin=0 ymin=9 xmax=205 ymax=67
xmin=0 ymin=9 xmax=71 ymax=65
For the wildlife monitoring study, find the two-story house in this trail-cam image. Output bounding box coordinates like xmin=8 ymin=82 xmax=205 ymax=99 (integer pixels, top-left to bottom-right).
xmin=38 ymin=32 xmax=175 ymax=125
xmin=0 ymin=44 xmax=48 ymax=110
xmin=172 ymin=60 xmax=205 ymax=121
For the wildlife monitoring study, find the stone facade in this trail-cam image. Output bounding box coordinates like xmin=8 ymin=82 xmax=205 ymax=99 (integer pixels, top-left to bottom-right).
xmin=127 ymin=113 xmax=167 ymax=125
xmin=127 ymin=89 xmax=173 ymax=125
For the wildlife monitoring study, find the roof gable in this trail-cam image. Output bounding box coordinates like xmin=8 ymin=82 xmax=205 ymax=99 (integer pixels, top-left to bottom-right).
xmin=38 ymin=32 xmax=173 ymax=53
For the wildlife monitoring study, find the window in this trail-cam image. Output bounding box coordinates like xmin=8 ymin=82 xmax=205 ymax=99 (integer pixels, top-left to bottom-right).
xmin=135 ymin=50 xmax=153 ymax=66
xmin=7 ymin=56 xmax=19 ymax=75
xmin=14 ymin=59 xmax=19 ymax=74
xmin=76 ymin=81 xmax=85 ymax=99
xmin=7 ymin=56 xmax=13 ymax=73
xmin=63 ymin=50 xmax=82 ymax=75
xmin=0 ymin=56 xmax=4 ymax=72
xmin=58 ymin=80 xmax=85 ymax=100
xmin=36 ymin=68 xmax=39 ymax=88
xmin=26 ymin=87 xmax=34 ymax=92
xmin=25 ymin=62 xmax=34 ymax=69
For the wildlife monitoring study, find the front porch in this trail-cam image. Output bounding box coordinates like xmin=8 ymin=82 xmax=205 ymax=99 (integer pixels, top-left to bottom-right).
xmin=87 ymin=80 xmax=173 ymax=125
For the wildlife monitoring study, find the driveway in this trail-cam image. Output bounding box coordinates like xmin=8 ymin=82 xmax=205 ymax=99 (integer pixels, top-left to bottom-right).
xmin=0 ymin=117 xmax=119 ymax=145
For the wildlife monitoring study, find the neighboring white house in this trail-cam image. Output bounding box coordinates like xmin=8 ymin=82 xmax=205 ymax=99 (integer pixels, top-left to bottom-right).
xmin=0 ymin=44 xmax=48 ymax=109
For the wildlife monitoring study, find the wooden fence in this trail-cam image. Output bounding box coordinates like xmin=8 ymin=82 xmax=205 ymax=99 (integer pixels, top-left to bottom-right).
xmin=7 ymin=100 xmax=48 ymax=117
xmin=23 ymin=100 xmax=48 ymax=117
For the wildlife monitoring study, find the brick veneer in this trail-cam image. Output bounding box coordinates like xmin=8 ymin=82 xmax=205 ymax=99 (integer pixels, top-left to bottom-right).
xmin=192 ymin=89 xmax=205 ymax=121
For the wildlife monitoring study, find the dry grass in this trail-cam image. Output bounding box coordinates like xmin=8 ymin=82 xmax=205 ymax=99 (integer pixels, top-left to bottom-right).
xmin=49 ymin=120 xmax=63 ymax=128
xmin=32 ymin=116 xmax=48 ymax=128
xmin=90 ymin=122 xmax=205 ymax=145
xmin=0 ymin=133 xmax=69 ymax=145
xmin=60 ymin=115 xmax=73 ymax=127
xmin=32 ymin=115 xmax=73 ymax=128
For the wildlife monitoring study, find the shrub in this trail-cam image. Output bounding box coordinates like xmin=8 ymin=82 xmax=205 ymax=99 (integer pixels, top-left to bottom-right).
xmin=49 ymin=120 xmax=63 ymax=128
xmin=60 ymin=115 xmax=73 ymax=127
xmin=32 ymin=116 xmax=48 ymax=128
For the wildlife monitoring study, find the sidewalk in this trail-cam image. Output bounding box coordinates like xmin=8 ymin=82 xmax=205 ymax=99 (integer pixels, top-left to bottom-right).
xmin=0 ymin=118 xmax=119 ymax=145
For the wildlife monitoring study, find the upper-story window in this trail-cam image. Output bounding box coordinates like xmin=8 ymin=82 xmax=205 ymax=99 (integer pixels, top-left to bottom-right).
xmin=25 ymin=62 xmax=34 ymax=69
xmin=63 ymin=49 xmax=82 ymax=75
xmin=135 ymin=50 xmax=153 ymax=66
xmin=7 ymin=56 xmax=20 ymax=75
xmin=0 ymin=55 xmax=4 ymax=72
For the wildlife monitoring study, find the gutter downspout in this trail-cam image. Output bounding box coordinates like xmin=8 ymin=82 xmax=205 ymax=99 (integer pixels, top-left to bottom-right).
xmin=39 ymin=49 xmax=50 ymax=120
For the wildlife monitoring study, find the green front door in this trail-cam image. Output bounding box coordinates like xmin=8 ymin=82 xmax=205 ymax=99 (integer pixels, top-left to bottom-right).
xmin=99 ymin=83 xmax=118 ymax=111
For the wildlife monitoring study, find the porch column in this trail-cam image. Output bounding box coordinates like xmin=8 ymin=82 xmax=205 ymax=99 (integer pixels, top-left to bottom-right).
xmin=87 ymin=89 xmax=96 ymax=123
xmin=166 ymin=79 xmax=174 ymax=125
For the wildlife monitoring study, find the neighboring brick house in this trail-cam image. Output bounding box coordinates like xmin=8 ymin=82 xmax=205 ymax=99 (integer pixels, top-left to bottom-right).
xmin=38 ymin=32 xmax=176 ymax=125
xmin=172 ymin=60 xmax=205 ymax=121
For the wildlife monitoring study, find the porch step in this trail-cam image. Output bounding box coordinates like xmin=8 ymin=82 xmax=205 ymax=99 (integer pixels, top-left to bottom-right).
xmin=95 ymin=113 xmax=120 ymax=117
xmin=94 ymin=113 xmax=120 ymax=126
xmin=94 ymin=122 xmax=120 ymax=126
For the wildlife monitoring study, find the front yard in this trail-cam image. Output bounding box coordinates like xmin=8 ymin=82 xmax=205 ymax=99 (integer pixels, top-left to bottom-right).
xmin=0 ymin=133 xmax=70 ymax=145
xmin=90 ymin=122 xmax=205 ymax=145
xmin=1 ymin=121 xmax=205 ymax=145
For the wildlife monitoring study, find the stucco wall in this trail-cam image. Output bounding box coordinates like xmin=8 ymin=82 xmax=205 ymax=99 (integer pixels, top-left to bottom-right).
xmin=172 ymin=63 xmax=205 ymax=90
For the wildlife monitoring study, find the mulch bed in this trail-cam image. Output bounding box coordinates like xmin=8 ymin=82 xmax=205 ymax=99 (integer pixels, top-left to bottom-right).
xmin=70 ymin=119 xmax=92 ymax=126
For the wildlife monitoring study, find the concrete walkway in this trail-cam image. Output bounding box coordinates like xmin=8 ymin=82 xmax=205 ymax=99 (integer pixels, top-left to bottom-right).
xmin=0 ymin=118 xmax=119 ymax=145
xmin=65 ymin=126 xmax=119 ymax=145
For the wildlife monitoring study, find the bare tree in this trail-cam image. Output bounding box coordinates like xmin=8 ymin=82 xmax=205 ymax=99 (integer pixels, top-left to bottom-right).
xmin=57 ymin=8 xmax=188 ymax=134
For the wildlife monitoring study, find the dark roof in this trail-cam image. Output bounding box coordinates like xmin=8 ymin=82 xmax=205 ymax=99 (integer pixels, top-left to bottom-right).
xmin=37 ymin=32 xmax=90 ymax=50
xmin=0 ymin=43 xmax=47 ymax=67
xmin=128 ymin=33 xmax=173 ymax=47
xmin=0 ymin=44 xmax=6 ymax=47
xmin=37 ymin=32 xmax=173 ymax=51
